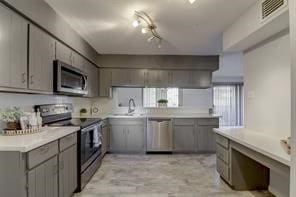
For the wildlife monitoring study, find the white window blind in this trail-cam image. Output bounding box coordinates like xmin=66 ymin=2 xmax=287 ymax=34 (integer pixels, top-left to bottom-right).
xmin=143 ymin=88 xmax=179 ymax=107
xmin=213 ymin=84 xmax=243 ymax=126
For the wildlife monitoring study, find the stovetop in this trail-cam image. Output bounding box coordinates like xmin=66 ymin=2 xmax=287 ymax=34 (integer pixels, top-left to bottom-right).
xmin=47 ymin=118 xmax=102 ymax=129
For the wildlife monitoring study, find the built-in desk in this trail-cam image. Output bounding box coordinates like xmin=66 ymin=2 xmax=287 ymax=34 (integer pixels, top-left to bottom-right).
xmin=214 ymin=127 xmax=290 ymax=197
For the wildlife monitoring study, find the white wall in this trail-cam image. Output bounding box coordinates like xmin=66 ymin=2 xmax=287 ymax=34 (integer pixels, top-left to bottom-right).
xmin=213 ymin=52 xmax=244 ymax=83
xmin=244 ymin=31 xmax=291 ymax=138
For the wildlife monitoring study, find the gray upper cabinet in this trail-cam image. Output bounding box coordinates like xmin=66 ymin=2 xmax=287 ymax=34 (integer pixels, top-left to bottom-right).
xmin=99 ymin=68 xmax=112 ymax=97
xmin=71 ymin=51 xmax=85 ymax=71
xmin=59 ymin=145 xmax=77 ymax=197
xmin=190 ymin=71 xmax=212 ymax=88
xmin=170 ymin=71 xmax=191 ymax=88
xmin=0 ymin=5 xmax=28 ymax=89
xmin=129 ymin=69 xmax=146 ymax=86
xmin=145 ymin=70 xmax=171 ymax=87
xmin=98 ymin=68 xmax=213 ymax=91
xmin=28 ymin=156 xmax=58 ymax=197
xmin=86 ymin=63 xmax=98 ymax=97
xmin=56 ymin=42 xmax=72 ymax=65
xmin=29 ymin=25 xmax=55 ymax=92
xmin=111 ymin=69 xmax=130 ymax=86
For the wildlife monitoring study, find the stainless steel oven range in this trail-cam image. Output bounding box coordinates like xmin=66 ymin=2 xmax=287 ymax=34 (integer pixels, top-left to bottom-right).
xmin=35 ymin=103 xmax=103 ymax=192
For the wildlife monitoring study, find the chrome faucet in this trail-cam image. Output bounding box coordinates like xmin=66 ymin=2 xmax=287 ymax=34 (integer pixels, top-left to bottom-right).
xmin=128 ymin=98 xmax=136 ymax=114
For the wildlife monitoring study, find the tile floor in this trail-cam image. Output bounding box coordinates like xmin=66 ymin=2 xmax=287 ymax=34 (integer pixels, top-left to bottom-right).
xmin=74 ymin=154 xmax=273 ymax=197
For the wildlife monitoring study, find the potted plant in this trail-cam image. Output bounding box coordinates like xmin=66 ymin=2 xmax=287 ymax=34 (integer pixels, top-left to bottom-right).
xmin=0 ymin=107 xmax=24 ymax=130
xmin=80 ymin=108 xmax=88 ymax=117
xmin=157 ymin=99 xmax=168 ymax=107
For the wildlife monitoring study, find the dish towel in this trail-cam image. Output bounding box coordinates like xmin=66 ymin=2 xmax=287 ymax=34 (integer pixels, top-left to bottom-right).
xmin=93 ymin=127 xmax=100 ymax=148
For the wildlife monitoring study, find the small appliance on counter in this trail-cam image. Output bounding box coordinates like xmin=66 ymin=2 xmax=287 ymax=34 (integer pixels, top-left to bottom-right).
xmin=34 ymin=103 xmax=103 ymax=192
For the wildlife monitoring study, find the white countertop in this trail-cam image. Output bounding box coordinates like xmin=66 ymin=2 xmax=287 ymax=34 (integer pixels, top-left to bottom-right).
xmin=214 ymin=127 xmax=291 ymax=166
xmin=0 ymin=126 xmax=80 ymax=152
xmin=75 ymin=113 xmax=220 ymax=119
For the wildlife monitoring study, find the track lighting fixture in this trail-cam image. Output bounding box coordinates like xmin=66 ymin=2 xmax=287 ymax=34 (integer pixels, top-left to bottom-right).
xmin=132 ymin=11 xmax=163 ymax=48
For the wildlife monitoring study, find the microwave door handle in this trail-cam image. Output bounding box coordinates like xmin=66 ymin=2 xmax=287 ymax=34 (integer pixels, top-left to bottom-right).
xmin=83 ymin=75 xmax=87 ymax=90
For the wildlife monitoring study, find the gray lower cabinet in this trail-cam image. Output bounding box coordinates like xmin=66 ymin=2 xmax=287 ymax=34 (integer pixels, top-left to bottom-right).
xmin=59 ymin=145 xmax=77 ymax=197
xmin=173 ymin=124 xmax=196 ymax=152
xmin=197 ymin=126 xmax=216 ymax=152
xmin=109 ymin=118 xmax=145 ymax=153
xmin=0 ymin=4 xmax=28 ymax=90
xmin=102 ymin=121 xmax=110 ymax=155
xmin=0 ymin=132 xmax=78 ymax=197
xmin=28 ymin=156 xmax=58 ymax=197
xmin=173 ymin=118 xmax=219 ymax=153
xmin=197 ymin=119 xmax=219 ymax=152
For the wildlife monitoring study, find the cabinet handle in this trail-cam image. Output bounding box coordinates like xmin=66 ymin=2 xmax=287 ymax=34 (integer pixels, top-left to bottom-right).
xmin=39 ymin=145 xmax=49 ymax=154
xmin=59 ymin=161 xmax=64 ymax=170
xmin=22 ymin=73 xmax=26 ymax=83
xmin=30 ymin=75 xmax=34 ymax=85
xmin=53 ymin=164 xmax=58 ymax=175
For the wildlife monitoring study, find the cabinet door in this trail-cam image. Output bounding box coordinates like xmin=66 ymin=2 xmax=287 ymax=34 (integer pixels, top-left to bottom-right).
xmin=158 ymin=70 xmax=170 ymax=87
xmin=0 ymin=6 xmax=27 ymax=89
xmin=0 ymin=5 xmax=10 ymax=87
xmin=173 ymin=125 xmax=196 ymax=152
xmin=110 ymin=125 xmax=126 ymax=152
xmin=170 ymin=71 xmax=191 ymax=88
xmin=129 ymin=69 xmax=146 ymax=86
xmin=111 ymin=69 xmax=129 ymax=86
xmin=29 ymin=25 xmax=55 ymax=92
xmin=145 ymin=70 xmax=159 ymax=86
xmin=72 ymin=52 xmax=85 ymax=71
xmin=197 ymin=126 xmax=216 ymax=152
xmin=99 ymin=69 xmax=112 ymax=97
xmin=28 ymin=156 xmax=58 ymax=197
xmin=59 ymin=145 xmax=77 ymax=197
xmin=190 ymin=71 xmax=212 ymax=88
xmin=56 ymin=42 xmax=72 ymax=65
xmin=86 ymin=63 xmax=98 ymax=97
xmin=102 ymin=125 xmax=109 ymax=155
xmin=126 ymin=125 xmax=145 ymax=152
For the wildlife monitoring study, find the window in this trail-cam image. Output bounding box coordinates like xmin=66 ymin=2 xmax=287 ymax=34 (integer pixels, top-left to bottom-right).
xmin=213 ymin=84 xmax=243 ymax=126
xmin=143 ymin=88 xmax=179 ymax=107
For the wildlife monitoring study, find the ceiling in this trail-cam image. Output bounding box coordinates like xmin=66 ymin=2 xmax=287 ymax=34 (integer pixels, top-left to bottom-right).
xmin=45 ymin=0 xmax=257 ymax=55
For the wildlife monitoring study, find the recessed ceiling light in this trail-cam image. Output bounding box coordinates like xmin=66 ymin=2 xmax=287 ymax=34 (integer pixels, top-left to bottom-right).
xmin=188 ymin=0 xmax=196 ymax=4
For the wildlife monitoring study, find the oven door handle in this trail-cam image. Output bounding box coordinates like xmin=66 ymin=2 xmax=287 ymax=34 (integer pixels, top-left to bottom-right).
xmin=81 ymin=123 xmax=101 ymax=134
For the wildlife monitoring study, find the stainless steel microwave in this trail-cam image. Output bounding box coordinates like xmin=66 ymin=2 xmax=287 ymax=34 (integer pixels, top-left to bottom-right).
xmin=54 ymin=60 xmax=88 ymax=96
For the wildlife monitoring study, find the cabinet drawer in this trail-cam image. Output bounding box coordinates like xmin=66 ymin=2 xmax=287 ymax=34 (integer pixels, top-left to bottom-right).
xmin=216 ymin=134 xmax=229 ymax=149
xmin=28 ymin=141 xmax=58 ymax=169
xmin=217 ymin=158 xmax=229 ymax=182
xmin=174 ymin=119 xmax=195 ymax=126
xmin=197 ymin=118 xmax=219 ymax=126
xmin=216 ymin=144 xmax=229 ymax=164
xmin=59 ymin=133 xmax=77 ymax=152
xmin=109 ymin=118 xmax=145 ymax=125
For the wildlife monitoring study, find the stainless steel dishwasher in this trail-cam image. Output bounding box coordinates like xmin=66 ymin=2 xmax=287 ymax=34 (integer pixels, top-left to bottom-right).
xmin=147 ymin=118 xmax=173 ymax=152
